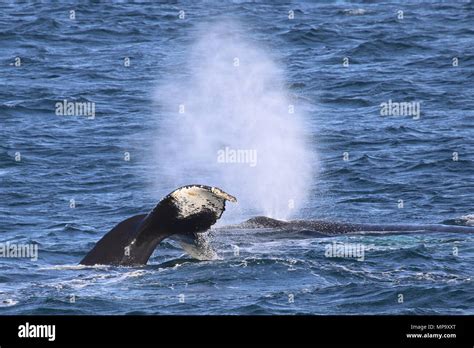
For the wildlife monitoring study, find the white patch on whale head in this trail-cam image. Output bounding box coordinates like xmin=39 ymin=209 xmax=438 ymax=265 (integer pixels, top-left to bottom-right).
xmin=170 ymin=186 xmax=233 ymax=218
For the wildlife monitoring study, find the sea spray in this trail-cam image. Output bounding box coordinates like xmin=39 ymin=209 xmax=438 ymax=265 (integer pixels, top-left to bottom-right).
xmin=153 ymin=22 xmax=314 ymax=221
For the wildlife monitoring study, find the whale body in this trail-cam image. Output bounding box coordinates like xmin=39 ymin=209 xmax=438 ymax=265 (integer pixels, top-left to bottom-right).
xmin=80 ymin=185 xmax=236 ymax=266
xmin=80 ymin=185 xmax=473 ymax=266
xmin=234 ymin=216 xmax=474 ymax=236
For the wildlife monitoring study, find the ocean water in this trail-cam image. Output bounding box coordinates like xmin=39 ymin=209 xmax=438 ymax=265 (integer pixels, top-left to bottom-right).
xmin=1 ymin=1 xmax=473 ymax=315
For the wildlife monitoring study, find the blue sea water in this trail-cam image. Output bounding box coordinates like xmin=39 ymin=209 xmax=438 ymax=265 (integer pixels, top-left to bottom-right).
xmin=0 ymin=1 xmax=473 ymax=314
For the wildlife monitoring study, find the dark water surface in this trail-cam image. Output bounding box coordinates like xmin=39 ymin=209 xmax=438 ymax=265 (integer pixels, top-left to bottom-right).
xmin=0 ymin=2 xmax=473 ymax=314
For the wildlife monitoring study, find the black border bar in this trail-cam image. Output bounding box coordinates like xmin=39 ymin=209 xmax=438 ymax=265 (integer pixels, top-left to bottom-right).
xmin=0 ymin=315 xmax=472 ymax=346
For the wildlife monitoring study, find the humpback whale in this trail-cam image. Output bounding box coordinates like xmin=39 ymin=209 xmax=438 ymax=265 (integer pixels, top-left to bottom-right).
xmin=81 ymin=184 xmax=473 ymax=266
xmin=80 ymin=185 xmax=236 ymax=266
xmin=234 ymin=216 xmax=474 ymax=236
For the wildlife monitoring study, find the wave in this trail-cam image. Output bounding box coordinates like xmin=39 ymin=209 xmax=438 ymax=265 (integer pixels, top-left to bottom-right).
xmin=347 ymin=38 xmax=431 ymax=57
xmin=280 ymin=24 xmax=341 ymax=45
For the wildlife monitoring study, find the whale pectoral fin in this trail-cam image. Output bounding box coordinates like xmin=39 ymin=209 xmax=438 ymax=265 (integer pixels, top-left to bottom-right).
xmin=80 ymin=214 xmax=148 ymax=266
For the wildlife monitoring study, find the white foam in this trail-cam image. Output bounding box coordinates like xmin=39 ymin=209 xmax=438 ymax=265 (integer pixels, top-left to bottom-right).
xmin=460 ymin=214 xmax=474 ymax=226
xmin=0 ymin=298 xmax=18 ymax=307
xmin=39 ymin=264 xmax=110 ymax=271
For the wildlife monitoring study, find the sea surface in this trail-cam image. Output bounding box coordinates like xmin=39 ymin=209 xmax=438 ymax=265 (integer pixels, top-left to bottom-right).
xmin=0 ymin=1 xmax=473 ymax=314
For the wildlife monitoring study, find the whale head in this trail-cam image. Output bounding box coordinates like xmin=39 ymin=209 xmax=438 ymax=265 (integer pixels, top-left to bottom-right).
xmin=168 ymin=185 xmax=237 ymax=221
xmin=210 ymin=186 xmax=237 ymax=203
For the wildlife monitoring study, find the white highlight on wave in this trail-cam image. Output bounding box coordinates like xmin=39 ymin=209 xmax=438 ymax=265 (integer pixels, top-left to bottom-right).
xmin=460 ymin=214 xmax=474 ymax=226
xmin=153 ymin=21 xmax=314 ymax=221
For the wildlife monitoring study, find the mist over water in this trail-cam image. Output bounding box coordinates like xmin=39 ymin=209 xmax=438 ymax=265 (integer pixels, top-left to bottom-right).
xmin=2 ymin=1 xmax=473 ymax=316
xmin=154 ymin=22 xmax=314 ymax=221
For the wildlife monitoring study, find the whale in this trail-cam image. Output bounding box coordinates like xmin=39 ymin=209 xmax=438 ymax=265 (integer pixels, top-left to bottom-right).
xmin=80 ymin=185 xmax=236 ymax=266
xmin=231 ymin=216 xmax=474 ymax=236
xmin=81 ymin=185 xmax=473 ymax=266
